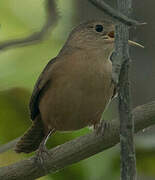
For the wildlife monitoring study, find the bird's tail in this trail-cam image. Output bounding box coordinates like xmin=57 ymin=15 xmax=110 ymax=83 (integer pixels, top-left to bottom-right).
xmin=15 ymin=115 xmax=45 ymax=153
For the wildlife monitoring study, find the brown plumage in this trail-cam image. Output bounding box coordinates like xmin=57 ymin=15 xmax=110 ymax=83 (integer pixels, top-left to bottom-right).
xmin=15 ymin=20 xmax=116 ymax=154
xmin=15 ymin=115 xmax=45 ymax=153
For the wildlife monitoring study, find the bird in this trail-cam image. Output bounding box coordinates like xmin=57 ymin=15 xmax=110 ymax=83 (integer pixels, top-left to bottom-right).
xmin=15 ymin=20 xmax=142 ymax=155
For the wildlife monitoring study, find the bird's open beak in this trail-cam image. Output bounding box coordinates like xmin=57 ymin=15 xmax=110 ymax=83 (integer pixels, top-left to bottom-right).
xmin=107 ymin=31 xmax=144 ymax=48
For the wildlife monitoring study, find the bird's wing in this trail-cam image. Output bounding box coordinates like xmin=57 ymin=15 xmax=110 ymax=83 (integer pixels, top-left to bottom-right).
xmin=29 ymin=58 xmax=57 ymax=120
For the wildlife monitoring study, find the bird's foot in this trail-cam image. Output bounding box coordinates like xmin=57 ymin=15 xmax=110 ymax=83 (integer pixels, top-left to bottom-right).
xmin=35 ymin=129 xmax=54 ymax=166
xmin=94 ymin=120 xmax=111 ymax=136
xmin=35 ymin=145 xmax=51 ymax=166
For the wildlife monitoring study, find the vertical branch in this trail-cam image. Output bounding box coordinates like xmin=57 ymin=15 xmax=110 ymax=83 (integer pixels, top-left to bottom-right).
xmin=115 ymin=0 xmax=137 ymax=180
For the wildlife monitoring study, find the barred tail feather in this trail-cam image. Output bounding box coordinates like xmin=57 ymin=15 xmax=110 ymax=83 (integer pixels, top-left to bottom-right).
xmin=15 ymin=115 xmax=45 ymax=153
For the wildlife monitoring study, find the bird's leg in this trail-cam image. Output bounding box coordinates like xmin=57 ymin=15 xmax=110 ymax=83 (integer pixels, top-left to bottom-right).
xmin=36 ymin=129 xmax=55 ymax=164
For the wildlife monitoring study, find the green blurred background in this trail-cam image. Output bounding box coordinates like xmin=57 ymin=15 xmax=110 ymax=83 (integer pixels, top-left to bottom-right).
xmin=0 ymin=0 xmax=155 ymax=180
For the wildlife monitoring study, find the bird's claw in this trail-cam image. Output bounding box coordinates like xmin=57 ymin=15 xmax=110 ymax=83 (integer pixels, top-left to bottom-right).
xmin=35 ymin=145 xmax=51 ymax=166
xmin=95 ymin=120 xmax=111 ymax=136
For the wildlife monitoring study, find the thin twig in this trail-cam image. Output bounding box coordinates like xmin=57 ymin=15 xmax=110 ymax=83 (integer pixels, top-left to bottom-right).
xmin=0 ymin=0 xmax=59 ymax=51
xmin=89 ymin=0 xmax=144 ymax=26
xmin=0 ymin=101 xmax=155 ymax=180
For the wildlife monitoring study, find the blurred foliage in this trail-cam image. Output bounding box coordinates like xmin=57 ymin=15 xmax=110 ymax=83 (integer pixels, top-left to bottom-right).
xmin=0 ymin=88 xmax=31 ymax=142
xmin=0 ymin=0 xmax=155 ymax=180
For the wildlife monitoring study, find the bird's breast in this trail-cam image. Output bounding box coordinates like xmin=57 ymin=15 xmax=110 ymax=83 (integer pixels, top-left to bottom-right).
xmin=39 ymin=52 xmax=114 ymax=131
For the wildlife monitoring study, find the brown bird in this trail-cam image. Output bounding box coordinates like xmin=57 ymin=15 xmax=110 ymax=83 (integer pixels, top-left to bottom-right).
xmin=15 ymin=20 xmax=141 ymax=154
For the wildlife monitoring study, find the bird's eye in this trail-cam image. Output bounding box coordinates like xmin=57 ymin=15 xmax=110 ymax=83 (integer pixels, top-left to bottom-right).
xmin=95 ymin=24 xmax=103 ymax=32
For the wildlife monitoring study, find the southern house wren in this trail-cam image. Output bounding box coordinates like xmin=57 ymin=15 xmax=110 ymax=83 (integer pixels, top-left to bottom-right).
xmin=15 ymin=20 xmax=140 ymax=154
